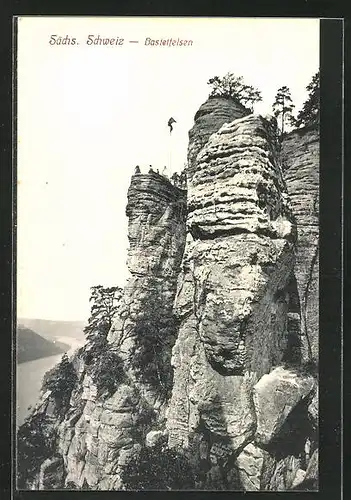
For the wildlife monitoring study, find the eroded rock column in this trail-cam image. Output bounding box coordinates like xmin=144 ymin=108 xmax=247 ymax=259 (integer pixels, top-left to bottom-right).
xmin=61 ymin=173 xmax=187 ymax=490
xmin=167 ymin=112 xmax=301 ymax=489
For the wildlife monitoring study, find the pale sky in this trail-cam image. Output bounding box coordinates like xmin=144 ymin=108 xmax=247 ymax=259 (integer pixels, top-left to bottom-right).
xmin=17 ymin=17 xmax=319 ymax=321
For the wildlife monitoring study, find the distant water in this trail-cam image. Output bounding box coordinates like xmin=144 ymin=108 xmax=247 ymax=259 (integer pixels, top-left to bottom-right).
xmin=16 ymin=336 xmax=85 ymax=428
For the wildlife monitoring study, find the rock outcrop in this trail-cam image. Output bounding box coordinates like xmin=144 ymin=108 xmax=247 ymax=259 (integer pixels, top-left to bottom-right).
xmin=187 ymin=96 xmax=250 ymax=176
xmin=18 ymin=99 xmax=319 ymax=492
xmin=166 ymin=110 xmax=317 ymax=490
xmin=282 ymin=126 xmax=319 ymax=364
xmin=50 ymin=173 xmax=186 ymax=490
xmin=108 ymin=172 xmax=187 ymax=355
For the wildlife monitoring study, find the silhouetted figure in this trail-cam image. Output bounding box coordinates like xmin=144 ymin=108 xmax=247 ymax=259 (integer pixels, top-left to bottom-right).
xmin=179 ymin=171 xmax=187 ymax=189
xmin=149 ymin=165 xmax=154 ymax=174
xmin=167 ymin=117 xmax=176 ymax=134
xmin=171 ymin=172 xmax=180 ymax=187
xmin=134 ymin=165 xmax=141 ymax=174
xmin=156 ymin=168 xmax=159 ymax=174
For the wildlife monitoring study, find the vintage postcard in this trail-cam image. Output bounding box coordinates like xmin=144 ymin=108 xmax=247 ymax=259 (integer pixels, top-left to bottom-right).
xmin=15 ymin=16 xmax=324 ymax=492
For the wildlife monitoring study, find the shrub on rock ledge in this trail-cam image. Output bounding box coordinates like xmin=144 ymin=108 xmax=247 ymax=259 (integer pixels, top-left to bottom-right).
xmin=42 ymin=353 xmax=77 ymax=417
xmin=91 ymin=348 xmax=125 ymax=398
xmin=120 ymin=441 xmax=195 ymax=490
xmin=17 ymin=413 xmax=57 ymax=489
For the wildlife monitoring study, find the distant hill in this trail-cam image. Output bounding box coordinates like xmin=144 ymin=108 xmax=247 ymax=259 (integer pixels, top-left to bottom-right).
xmin=17 ymin=326 xmax=70 ymax=364
xmin=18 ymin=318 xmax=86 ymax=342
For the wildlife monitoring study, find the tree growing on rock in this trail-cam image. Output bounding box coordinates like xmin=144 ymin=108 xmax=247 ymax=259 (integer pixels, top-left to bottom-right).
xmin=91 ymin=347 xmax=125 ymax=398
xmin=207 ymin=73 xmax=262 ymax=111
xmin=42 ymin=353 xmax=78 ymax=417
xmin=17 ymin=413 xmax=58 ymax=488
xmin=75 ymin=285 xmax=125 ymax=398
xmin=83 ymin=285 xmax=123 ymax=342
xmin=294 ymin=71 xmax=320 ymax=128
xmin=129 ymin=282 xmax=178 ymax=400
xmin=272 ymin=86 xmax=295 ymax=136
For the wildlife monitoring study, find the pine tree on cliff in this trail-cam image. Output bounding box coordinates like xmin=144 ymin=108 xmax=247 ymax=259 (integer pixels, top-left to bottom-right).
xmin=272 ymin=86 xmax=295 ymax=136
xmin=207 ymin=73 xmax=262 ymax=111
xmin=83 ymin=285 xmax=123 ymax=342
xmin=294 ymin=71 xmax=320 ymax=128
xmin=42 ymin=353 xmax=77 ymax=416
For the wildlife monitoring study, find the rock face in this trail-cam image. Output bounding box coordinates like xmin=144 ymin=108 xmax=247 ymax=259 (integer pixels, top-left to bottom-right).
xmin=282 ymin=126 xmax=319 ymax=364
xmin=58 ymin=173 xmax=187 ymax=490
xmin=166 ymin=109 xmax=317 ymax=489
xmin=186 ymin=115 xmax=297 ymax=376
xmin=18 ymin=99 xmax=319 ymax=492
xmin=108 ymin=172 xmax=187 ymax=354
xmin=253 ymin=366 xmax=315 ymax=446
xmin=187 ymin=96 xmax=250 ymax=176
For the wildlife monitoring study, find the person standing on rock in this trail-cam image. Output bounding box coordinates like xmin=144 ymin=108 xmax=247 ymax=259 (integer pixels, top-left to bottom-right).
xmin=171 ymin=172 xmax=179 ymax=187
xmin=162 ymin=165 xmax=169 ymax=178
xmin=179 ymin=170 xmax=187 ymax=188
xmin=134 ymin=165 xmax=141 ymax=174
xmin=148 ymin=165 xmax=154 ymax=174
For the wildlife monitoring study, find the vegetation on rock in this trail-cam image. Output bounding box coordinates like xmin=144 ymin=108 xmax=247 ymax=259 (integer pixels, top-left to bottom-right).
xmin=42 ymin=353 xmax=77 ymax=418
xmin=130 ymin=295 xmax=177 ymax=400
xmin=83 ymin=285 xmax=123 ymax=342
xmin=272 ymin=86 xmax=295 ymax=136
xmin=120 ymin=442 xmax=195 ymax=490
xmin=294 ymin=71 xmax=319 ymax=128
xmin=207 ymin=73 xmax=262 ymax=111
xmin=91 ymin=347 xmax=125 ymax=398
xmin=17 ymin=413 xmax=57 ymax=489
xmin=77 ymin=284 xmax=126 ymax=397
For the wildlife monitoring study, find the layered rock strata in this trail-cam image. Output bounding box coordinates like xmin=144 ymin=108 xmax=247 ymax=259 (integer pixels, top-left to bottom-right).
xmin=187 ymin=96 xmax=250 ymax=176
xmin=41 ymin=173 xmax=187 ymax=490
xmin=108 ymin=172 xmax=187 ymax=356
xmin=20 ymin=99 xmax=319 ymax=492
xmin=282 ymin=126 xmax=319 ymax=364
xmin=166 ymin=111 xmax=316 ymax=489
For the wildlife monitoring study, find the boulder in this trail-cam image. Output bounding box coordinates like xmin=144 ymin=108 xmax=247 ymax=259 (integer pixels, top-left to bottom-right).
xmin=253 ymin=366 xmax=315 ymax=446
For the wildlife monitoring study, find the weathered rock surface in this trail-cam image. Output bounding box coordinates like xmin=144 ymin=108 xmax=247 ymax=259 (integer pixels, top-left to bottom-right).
xmin=188 ymin=114 xmax=294 ymax=240
xmin=304 ymin=448 xmax=318 ymax=487
xmin=58 ymin=174 xmax=187 ymax=490
xmin=19 ymin=99 xmax=319 ymax=492
xmin=267 ymin=454 xmax=301 ymax=490
xmin=235 ymin=443 xmax=266 ymax=490
xmin=252 ymin=366 xmax=315 ymax=447
xmin=308 ymin=385 xmax=318 ymax=430
xmin=145 ymin=430 xmax=167 ymax=448
xmin=173 ymin=114 xmax=297 ymax=380
xmin=166 ymin=112 xmax=308 ymax=490
xmin=108 ymin=173 xmax=186 ymax=355
xmin=187 ymin=96 xmax=250 ymax=175
xmin=282 ymin=126 xmax=319 ymax=364
xmin=167 ymin=324 xmax=257 ymax=454
xmin=291 ymin=468 xmax=307 ymax=488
